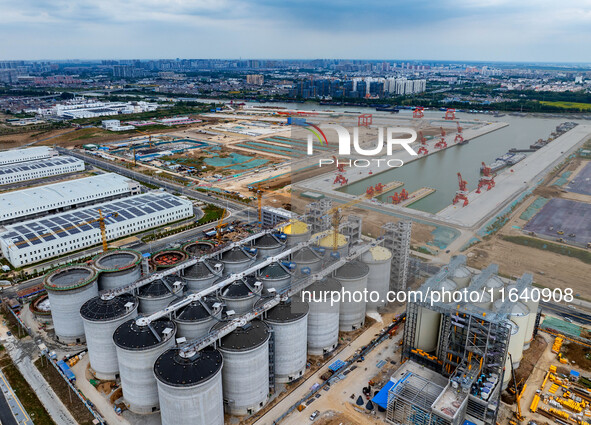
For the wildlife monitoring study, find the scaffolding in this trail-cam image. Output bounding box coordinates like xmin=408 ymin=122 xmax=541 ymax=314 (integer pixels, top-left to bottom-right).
xmin=305 ymin=200 xmax=332 ymax=234
xmin=382 ymin=221 xmax=412 ymax=291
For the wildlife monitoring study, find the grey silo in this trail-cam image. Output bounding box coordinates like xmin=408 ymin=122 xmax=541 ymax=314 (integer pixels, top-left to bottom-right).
xmin=219 ymin=276 xmax=262 ymax=315
xmin=80 ymin=293 xmax=138 ymax=380
xmin=361 ymin=246 xmax=392 ymax=311
xmin=257 ymin=262 xmax=293 ymax=293
xmin=113 ymin=319 xmax=177 ymax=414
xmin=220 ymin=247 xmax=256 ymax=275
xmin=212 ymin=320 xmax=270 ymax=416
xmin=334 ymin=261 xmax=369 ymax=331
xmin=137 ymin=276 xmax=184 ymax=314
xmin=302 ymin=278 xmax=342 ymax=355
xmin=172 ymin=296 xmax=223 ymax=340
xmin=182 ymin=240 xmax=215 ymax=257
xmin=261 ymin=300 xmax=309 ymax=383
xmin=92 ymin=249 xmax=142 ymax=291
xmin=254 ymin=233 xmax=286 ymax=258
xmin=154 ymin=347 xmax=224 ymax=425
xmin=44 ymin=265 xmax=99 ymax=344
xmin=292 ymin=247 xmax=324 ymax=274
xmin=182 ymin=259 xmax=223 ymax=293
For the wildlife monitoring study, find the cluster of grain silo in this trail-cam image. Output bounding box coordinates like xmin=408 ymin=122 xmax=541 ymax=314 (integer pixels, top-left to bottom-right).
xmin=137 ymin=276 xmax=184 ymax=314
xmin=302 ymin=278 xmax=341 ymax=356
xmin=92 ymin=249 xmax=142 ymax=291
xmin=334 ymin=261 xmax=369 ymax=331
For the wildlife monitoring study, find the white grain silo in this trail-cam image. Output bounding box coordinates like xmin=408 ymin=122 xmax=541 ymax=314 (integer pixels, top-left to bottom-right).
xmin=152 ymin=250 xmax=188 ymax=270
xmin=44 ymin=265 xmax=99 ymax=344
xmin=485 ymin=276 xmax=505 ymax=300
xmin=80 ymin=293 xmax=138 ymax=380
xmin=154 ymin=347 xmax=224 ymax=425
xmin=261 ymin=300 xmax=308 ymax=383
xmin=416 ymin=307 xmax=442 ymax=353
xmin=257 ymin=262 xmax=292 ymax=293
xmin=281 ymin=220 xmax=310 ymax=247
xmin=182 ymin=240 xmax=215 ymax=257
xmin=314 ymin=230 xmax=348 ymax=257
xmin=292 ymin=247 xmax=324 ymax=275
xmin=507 ymin=284 xmax=539 ymax=349
xmin=361 ymin=246 xmax=392 ymax=311
xmin=302 ymin=278 xmax=341 ymax=356
xmin=137 ymin=276 xmax=184 ymax=315
xmin=221 ymin=247 xmax=256 ymax=275
xmin=182 ymin=259 xmax=223 ymax=293
xmin=113 ymin=318 xmax=176 ymax=413
xmin=172 ymin=296 xmax=223 ymax=341
xmin=254 ymin=233 xmax=286 ymax=258
xmin=92 ymin=249 xmax=142 ymax=291
xmin=502 ymin=321 xmax=520 ymax=388
xmin=213 ymin=320 xmax=270 ymax=416
xmin=334 ymin=261 xmax=369 ymax=331
xmin=494 ymin=300 xmax=528 ymax=368
xmin=451 ymin=266 xmax=472 ymax=288
xmin=219 ymin=276 xmax=262 ymax=315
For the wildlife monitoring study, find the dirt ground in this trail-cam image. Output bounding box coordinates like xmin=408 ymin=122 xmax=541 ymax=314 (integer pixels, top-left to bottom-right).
xmin=563 ymin=342 xmax=591 ymax=371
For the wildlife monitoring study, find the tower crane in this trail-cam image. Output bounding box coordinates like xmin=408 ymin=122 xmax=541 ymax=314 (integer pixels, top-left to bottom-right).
xmin=14 ymin=209 xmax=119 ymax=252
xmin=452 ymin=172 xmax=469 ymax=207
xmin=135 ymin=129 xmax=156 ymax=147
xmin=215 ymin=209 xmax=228 ymax=243
xmin=325 ymin=192 xmax=371 ymax=252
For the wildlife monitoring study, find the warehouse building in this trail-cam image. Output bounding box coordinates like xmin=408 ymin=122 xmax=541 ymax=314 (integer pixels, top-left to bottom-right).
xmin=0 ymin=192 xmax=193 ymax=267
xmin=0 ymin=146 xmax=56 ymax=166
xmin=0 ymin=156 xmax=85 ymax=186
xmin=0 ymin=173 xmax=141 ymax=225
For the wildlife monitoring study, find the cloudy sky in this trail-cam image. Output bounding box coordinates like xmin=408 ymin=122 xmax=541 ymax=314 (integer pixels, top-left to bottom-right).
xmin=1 ymin=0 xmax=591 ymax=62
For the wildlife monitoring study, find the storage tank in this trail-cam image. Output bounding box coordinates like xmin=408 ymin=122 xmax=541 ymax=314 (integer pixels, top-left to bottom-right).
xmin=494 ymin=300 xmax=528 ymax=368
xmin=261 ymin=300 xmax=308 ymax=383
xmin=502 ymin=321 xmax=520 ymax=388
xmin=113 ymin=318 xmax=176 ymax=413
xmin=80 ymin=293 xmax=138 ymax=380
xmin=254 ymin=233 xmax=286 ymax=258
xmin=152 ymin=250 xmax=188 ymax=270
xmin=361 ymin=246 xmax=392 ymax=311
xmin=314 ymin=230 xmax=348 ymax=257
xmin=416 ymin=307 xmax=442 ymax=352
xmin=30 ymin=294 xmax=52 ymax=324
xmin=281 ymin=220 xmax=310 ymax=247
xmin=154 ymin=347 xmax=224 ymax=425
xmin=137 ymin=276 xmax=184 ymax=315
xmin=93 ymin=249 xmax=142 ymax=291
xmin=172 ymin=296 xmax=223 ymax=340
xmin=220 ymin=247 xmax=256 ymax=275
xmin=257 ymin=262 xmax=292 ymax=293
xmin=292 ymin=247 xmax=324 ymax=275
xmin=212 ymin=320 xmax=270 ymax=415
xmin=334 ymin=261 xmax=369 ymax=331
xmin=44 ymin=265 xmax=99 ymax=344
xmin=302 ymin=278 xmax=341 ymax=355
xmin=182 ymin=240 xmax=215 ymax=257
xmin=451 ymin=266 xmax=472 ymax=289
xmin=219 ymin=276 xmax=262 ymax=315
xmin=485 ymin=276 xmax=505 ymax=300
xmin=182 ymin=259 xmax=223 ymax=293
xmin=507 ymin=284 xmax=539 ymax=349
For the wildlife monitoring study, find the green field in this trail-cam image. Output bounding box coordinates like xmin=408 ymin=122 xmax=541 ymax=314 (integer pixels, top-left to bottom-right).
xmin=540 ymin=101 xmax=591 ymax=111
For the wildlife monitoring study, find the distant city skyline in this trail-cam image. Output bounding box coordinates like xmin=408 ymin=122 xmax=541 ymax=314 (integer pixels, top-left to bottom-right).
xmin=1 ymin=0 xmax=591 ymax=62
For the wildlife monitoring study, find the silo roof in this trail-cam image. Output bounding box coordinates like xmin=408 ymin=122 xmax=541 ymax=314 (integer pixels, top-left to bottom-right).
xmin=265 ymin=301 xmax=309 ymax=323
xmin=255 ymin=234 xmax=283 ymax=248
xmin=306 ymin=277 xmax=342 ymax=294
xmin=222 ymin=247 xmax=251 ymax=262
xmin=221 ymin=278 xmax=257 ymax=299
xmin=364 ymin=246 xmax=392 ymax=262
xmin=216 ymin=319 xmax=269 ymax=351
xmin=316 ymin=231 xmax=347 ymax=248
xmin=259 ymin=262 xmax=290 ymax=280
xmin=293 ymin=247 xmax=322 ymax=262
xmin=175 ymin=297 xmax=220 ymax=322
xmin=335 ymin=261 xmax=369 ymax=280
xmin=113 ymin=319 xmax=175 ymax=350
xmin=44 ymin=265 xmax=97 ymax=291
xmin=281 ymin=221 xmax=308 ymax=235
xmin=154 ymin=347 xmax=223 ymax=387
xmin=94 ymin=250 xmax=141 ymax=272
xmin=80 ymin=293 xmax=137 ymax=321
xmin=138 ymin=276 xmax=182 ymax=298
xmin=184 ymin=260 xmax=220 ymax=279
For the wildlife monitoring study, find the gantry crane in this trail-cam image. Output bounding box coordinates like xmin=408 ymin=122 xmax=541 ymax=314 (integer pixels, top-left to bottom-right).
xmin=444 ymin=108 xmax=456 ymax=120
xmin=413 ymin=106 xmax=424 ymax=119
xmin=14 ymin=209 xmax=118 ymax=252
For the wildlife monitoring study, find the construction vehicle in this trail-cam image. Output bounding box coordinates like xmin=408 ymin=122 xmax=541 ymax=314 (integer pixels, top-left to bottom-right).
xmin=509 ymin=353 xmax=525 ymax=422
xmin=557 ymin=230 xmax=564 ymax=235
xmin=476 ymin=162 xmax=496 ymax=193
xmin=13 ymin=209 xmax=118 ymax=253
xmin=413 ymin=106 xmax=424 ymax=119
xmin=452 ymin=172 xmax=469 ymax=207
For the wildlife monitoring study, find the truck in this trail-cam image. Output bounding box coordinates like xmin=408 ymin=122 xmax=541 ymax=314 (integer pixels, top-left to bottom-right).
xmin=57 ymin=360 xmax=76 ymax=383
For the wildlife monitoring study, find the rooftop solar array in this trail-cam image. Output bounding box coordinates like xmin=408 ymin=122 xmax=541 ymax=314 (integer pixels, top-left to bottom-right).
xmin=0 ymin=192 xmax=190 ymax=250
xmin=0 ymin=156 xmax=83 ymax=177
xmin=0 ymin=146 xmax=53 ymax=166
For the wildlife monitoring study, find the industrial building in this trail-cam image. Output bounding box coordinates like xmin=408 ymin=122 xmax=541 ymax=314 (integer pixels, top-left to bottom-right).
xmin=0 ymin=155 xmax=85 ymax=186
xmin=388 ymin=256 xmax=540 ymax=425
xmin=0 ymin=146 xmax=56 ymax=166
xmin=0 ymin=173 xmax=141 ymax=225
xmin=0 ymin=192 xmax=193 ymax=267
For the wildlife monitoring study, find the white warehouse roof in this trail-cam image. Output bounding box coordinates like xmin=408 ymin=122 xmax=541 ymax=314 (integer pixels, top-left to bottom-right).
xmin=0 ymin=173 xmax=140 ymax=223
xmin=0 ymin=156 xmax=85 ymax=186
xmin=0 ymin=192 xmax=193 ymax=268
xmin=0 ymin=146 xmax=55 ymax=166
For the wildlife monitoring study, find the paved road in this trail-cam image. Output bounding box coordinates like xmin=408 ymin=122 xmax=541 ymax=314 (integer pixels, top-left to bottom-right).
xmin=541 ymin=301 xmax=591 ymax=326
xmin=0 ymin=370 xmax=19 ymax=425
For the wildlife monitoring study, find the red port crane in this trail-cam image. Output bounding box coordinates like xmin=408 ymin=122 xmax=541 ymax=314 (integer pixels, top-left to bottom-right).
xmin=452 ymin=172 xmax=469 ymax=207
xmin=334 ymin=174 xmax=348 ymax=185
xmin=444 ymin=108 xmax=456 ymax=120
xmin=434 ymin=138 xmax=448 ymax=149
xmin=413 ymin=107 xmax=424 ymax=118
xmin=455 ymin=121 xmax=465 ymax=144
xmin=366 ymin=186 xmax=375 ymax=196
xmin=418 ymin=131 xmax=429 ymax=154
xmin=476 ymin=162 xmax=496 ymax=193
xmin=440 ymin=127 xmax=446 ymax=137
xmin=389 ymin=189 xmax=409 ymax=204
xmin=374 ymin=183 xmax=385 ymax=193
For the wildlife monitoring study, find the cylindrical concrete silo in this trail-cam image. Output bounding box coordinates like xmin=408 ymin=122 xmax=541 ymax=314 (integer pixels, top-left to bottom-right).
xmin=182 ymin=240 xmax=215 ymax=258
xmin=152 ymin=250 xmax=188 ymax=270
xmin=113 ymin=318 xmax=176 ymax=413
xmin=485 ymin=276 xmax=505 ymax=300
xmin=212 ymin=320 xmax=270 ymax=416
xmin=502 ymin=321 xmax=520 ymax=388
xmin=261 ymin=300 xmax=308 ymax=383
xmin=93 ymin=249 xmax=142 ymax=291
xmin=362 ymin=246 xmax=392 ymax=311
xmin=507 ymin=284 xmax=539 ymax=349
xmin=154 ymin=347 xmax=224 ymax=425
xmin=30 ymin=294 xmax=52 ymax=324
xmin=494 ymin=300 xmax=528 ymax=368
xmin=416 ymin=307 xmax=442 ymax=352
xmin=254 ymin=233 xmax=286 ymax=258
xmin=44 ymin=265 xmax=99 ymax=344
xmin=302 ymin=278 xmax=341 ymax=356
xmin=314 ymin=230 xmax=348 ymax=257
xmin=281 ymin=221 xmax=310 ymax=248
xmin=219 ymin=276 xmax=262 ymax=315
xmin=221 ymin=247 xmax=256 ymax=275
xmin=80 ymin=293 xmax=138 ymax=380
xmin=334 ymin=261 xmax=369 ymax=331
xmin=182 ymin=259 xmax=223 ymax=293
xmin=292 ymin=247 xmax=324 ymax=275
xmin=451 ymin=266 xmax=472 ymax=289
xmin=257 ymin=262 xmax=292 ymax=293
xmin=137 ymin=276 xmax=185 ymax=315
xmin=172 ymin=296 xmax=223 ymax=341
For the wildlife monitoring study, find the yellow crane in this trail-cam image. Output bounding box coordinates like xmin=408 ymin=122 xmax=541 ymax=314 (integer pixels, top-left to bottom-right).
xmin=134 ymin=129 xmax=155 ymax=147
xmin=509 ymin=353 xmax=525 ymax=422
xmin=325 ymin=193 xmax=370 ymax=252
xmin=14 ymin=209 xmax=118 ymax=253
xmin=215 ymin=209 xmax=228 ymax=243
